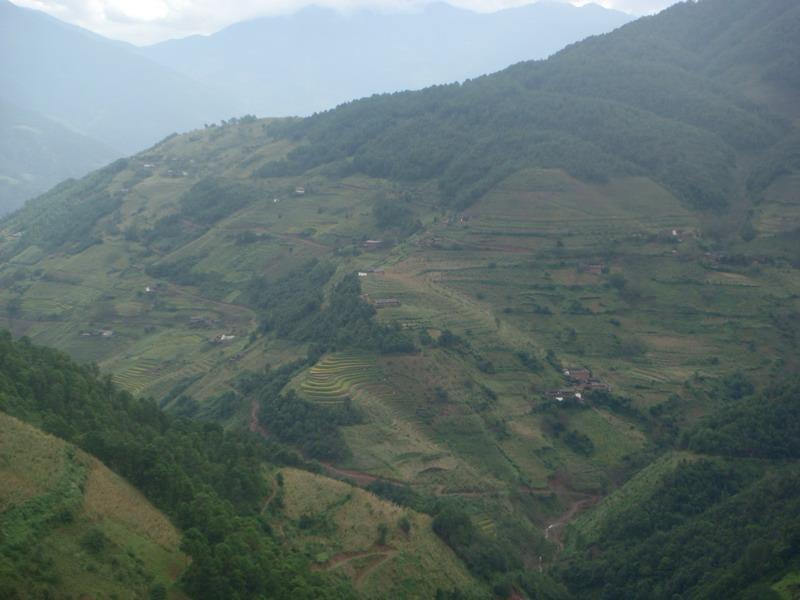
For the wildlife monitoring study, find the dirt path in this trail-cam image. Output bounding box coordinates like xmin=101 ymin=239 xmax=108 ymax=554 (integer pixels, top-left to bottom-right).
xmin=320 ymin=462 xmax=407 ymax=488
xmin=316 ymin=546 xmax=397 ymax=584
xmin=544 ymin=494 xmax=600 ymax=552
xmin=249 ymin=400 xmax=269 ymax=438
xmin=165 ymin=282 xmax=258 ymax=328
xmin=260 ymin=478 xmax=278 ymax=514
xmin=354 ymin=551 xmax=394 ymax=584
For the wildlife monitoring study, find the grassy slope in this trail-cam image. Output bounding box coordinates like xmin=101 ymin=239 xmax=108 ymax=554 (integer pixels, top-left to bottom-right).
xmin=0 ymin=412 xmax=187 ymax=598
xmin=270 ymin=467 xmax=480 ymax=598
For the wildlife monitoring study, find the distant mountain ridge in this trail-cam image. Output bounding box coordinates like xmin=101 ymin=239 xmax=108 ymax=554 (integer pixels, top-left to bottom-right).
xmin=139 ymin=1 xmax=634 ymax=117
xmin=0 ymin=98 xmax=117 ymax=215
xmin=0 ymin=0 xmax=234 ymax=154
xmin=0 ymin=0 xmax=631 ymax=213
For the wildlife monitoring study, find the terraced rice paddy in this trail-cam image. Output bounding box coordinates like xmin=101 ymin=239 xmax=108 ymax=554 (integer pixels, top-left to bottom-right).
xmin=112 ymin=357 xmax=166 ymax=394
xmin=298 ymin=353 xmax=384 ymax=405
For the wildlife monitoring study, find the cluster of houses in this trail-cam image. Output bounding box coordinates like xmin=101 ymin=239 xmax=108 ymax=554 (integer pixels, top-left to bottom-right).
xmin=416 ymin=236 xmax=444 ymax=248
xmin=443 ymin=214 xmax=471 ymax=226
xmin=550 ymin=367 xmax=609 ymax=403
xmin=143 ymin=282 xmax=166 ymax=294
xmin=373 ymin=298 xmax=401 ymax=309
xmin=359 ymin=293 xmax=401 ymax=309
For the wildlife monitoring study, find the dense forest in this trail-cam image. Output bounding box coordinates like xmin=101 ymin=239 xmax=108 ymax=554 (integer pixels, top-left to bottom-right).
xmin=258 ymin=0 xmax=797 ymax=210
xmin=249 ymin=261 xmax=415 ymax=353
xmin=561 ymin=379 xmax=800 ymax=599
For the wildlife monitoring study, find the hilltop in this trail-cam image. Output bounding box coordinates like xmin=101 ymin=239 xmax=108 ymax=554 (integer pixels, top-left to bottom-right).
xmin=0 ymin=0 xmax=799 ymax=596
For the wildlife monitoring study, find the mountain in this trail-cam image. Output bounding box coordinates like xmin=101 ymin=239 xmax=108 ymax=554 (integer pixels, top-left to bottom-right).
xmin=140 ymin=1 xmax=634 ymax=117
xmin=0 ymin=98 xmax=117 ymax=215
xmin=0 ymin=0 xmax=234 ymax=155
xmin=1 ymin=0 xmax=799 ymax=597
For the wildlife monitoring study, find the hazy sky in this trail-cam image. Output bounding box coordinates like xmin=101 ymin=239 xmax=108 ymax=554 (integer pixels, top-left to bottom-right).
xmin=11 ymin=0 xmax=681 ymax=44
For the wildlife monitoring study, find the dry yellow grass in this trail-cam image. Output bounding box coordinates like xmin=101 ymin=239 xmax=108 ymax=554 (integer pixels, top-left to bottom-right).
xmin=83 ymin=458 xmax=182 ymax=549
xmin=0 ymin=412 xmax=73 ymax=510
xmin=0 ymin=411 xmax=188 ymax=598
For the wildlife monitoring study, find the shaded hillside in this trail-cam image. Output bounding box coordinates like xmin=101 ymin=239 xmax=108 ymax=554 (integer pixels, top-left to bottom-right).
xmin=0 ymin=0 xmax=233 ymax=154
xmin=0 ymin=330 xmax=481 ymax=598
xmin=141 ymin=2 xmax=632 ymax=118
xmin=562 ymin=380 xmax=800 ymax=599
xmin=0 ymin=98 xmax=117 ymax=215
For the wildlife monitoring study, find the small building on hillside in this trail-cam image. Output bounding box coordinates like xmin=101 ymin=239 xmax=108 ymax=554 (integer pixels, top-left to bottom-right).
xmin=373 ymin=298 xmax=401 ymax=309
xmin=564 ymin=368 xmax=592 ymax=384
xmin=362 ymin=240 xmax=386 ymax=251
xmin=294 ymin=186 xmax=306 ymax=196
xmin=550 ymin=389 xmax=583 ymax=403
xmin=582 ymin=264 xmax=606 ymax=275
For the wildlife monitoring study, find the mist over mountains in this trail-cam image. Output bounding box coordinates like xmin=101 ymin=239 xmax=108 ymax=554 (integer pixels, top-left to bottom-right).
xmin=0 ymin=0 xmax=631 ymax=213
xmin=139 ymin=2 xmax=633 ymax=117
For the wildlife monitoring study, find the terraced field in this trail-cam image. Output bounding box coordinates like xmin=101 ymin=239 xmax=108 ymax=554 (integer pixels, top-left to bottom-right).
xmin=297 ymin=352 xmax=385 ymax=405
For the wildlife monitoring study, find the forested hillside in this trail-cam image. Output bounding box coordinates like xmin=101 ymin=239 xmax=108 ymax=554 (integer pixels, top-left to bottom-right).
xmin=1 ymin=0 xmax=799 ymax=597
xmin=262 ymin=0 xmax=796 ymax=210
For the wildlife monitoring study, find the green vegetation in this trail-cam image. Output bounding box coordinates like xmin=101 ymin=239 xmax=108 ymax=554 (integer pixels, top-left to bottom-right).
xmin=561 ymin=379 xmax=800 ymax=598
xmin=260 ymin=391 xmax=362 ymax=460
xmin=251 ymin=263 xmax=415 ymax=353
xmin=0 ymin=331 xmax=353 ymax=599
xmin=0 ymin=0 xmax=799 ymax=597
xmin=0 ymin=412 xmax=187 ymax=599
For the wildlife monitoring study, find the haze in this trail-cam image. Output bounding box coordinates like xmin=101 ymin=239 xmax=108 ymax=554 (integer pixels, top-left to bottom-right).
xmin=11 ymin=0 xmax=680 ymax=44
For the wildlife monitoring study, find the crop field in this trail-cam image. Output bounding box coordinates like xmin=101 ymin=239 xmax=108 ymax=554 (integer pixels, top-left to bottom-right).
xmin=294 ymin=352 xmax=383 ymax=405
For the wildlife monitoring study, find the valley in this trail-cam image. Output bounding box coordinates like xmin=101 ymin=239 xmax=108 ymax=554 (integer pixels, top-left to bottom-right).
xmin=1 ymin=0 xmax=799 ymax=597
